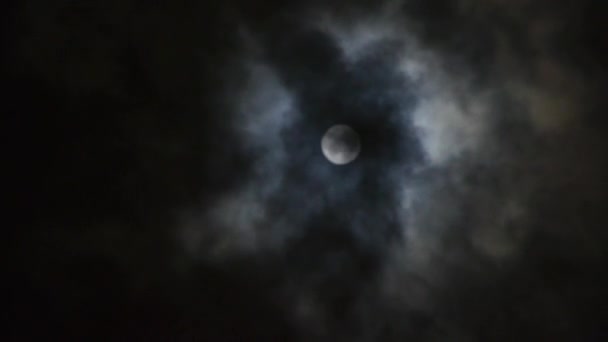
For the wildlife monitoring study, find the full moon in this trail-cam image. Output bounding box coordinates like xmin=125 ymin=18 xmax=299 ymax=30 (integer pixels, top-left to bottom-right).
xmin=321 ymin=124 xmax=361 ymax=165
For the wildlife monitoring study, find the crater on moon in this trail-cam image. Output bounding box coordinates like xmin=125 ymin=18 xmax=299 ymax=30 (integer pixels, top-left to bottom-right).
xmin=321 ymin=124 xmax=361 ymax=165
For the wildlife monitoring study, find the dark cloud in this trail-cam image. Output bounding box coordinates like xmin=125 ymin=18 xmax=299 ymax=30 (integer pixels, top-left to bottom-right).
xmin=6 ymin=0 xmax=608 ymax=340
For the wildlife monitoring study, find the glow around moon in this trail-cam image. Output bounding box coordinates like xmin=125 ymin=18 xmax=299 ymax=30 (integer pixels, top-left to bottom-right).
xmin=321 ymin=124 xmax=361 ymax=165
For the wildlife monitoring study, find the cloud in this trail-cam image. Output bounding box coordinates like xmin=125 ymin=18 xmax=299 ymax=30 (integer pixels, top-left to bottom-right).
xmin=178 ymin=0 xmax=606 ymax=339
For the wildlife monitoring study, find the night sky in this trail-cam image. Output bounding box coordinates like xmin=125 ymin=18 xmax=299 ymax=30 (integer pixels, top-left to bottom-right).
xmin=5 ymin=0 xmax=608 ymax=340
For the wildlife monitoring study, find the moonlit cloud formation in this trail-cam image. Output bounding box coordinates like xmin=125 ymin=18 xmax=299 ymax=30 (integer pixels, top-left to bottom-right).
xmin=177 ymin=0 xmax=606 ymax=339
xmin=8 ymin=0 xmax=606 ymax=339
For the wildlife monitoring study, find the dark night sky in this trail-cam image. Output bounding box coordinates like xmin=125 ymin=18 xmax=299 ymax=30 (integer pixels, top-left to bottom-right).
xmin=5 ymin=0 xmax=608 ymax=340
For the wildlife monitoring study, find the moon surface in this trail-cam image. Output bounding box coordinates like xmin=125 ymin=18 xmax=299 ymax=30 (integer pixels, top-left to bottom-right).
xmin=321 ymin=124 xmax=361 ymax=165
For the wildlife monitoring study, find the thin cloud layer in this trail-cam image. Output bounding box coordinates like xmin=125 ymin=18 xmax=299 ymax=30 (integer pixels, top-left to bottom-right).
xmin=179 ymin=1 xmax=606 ymax=339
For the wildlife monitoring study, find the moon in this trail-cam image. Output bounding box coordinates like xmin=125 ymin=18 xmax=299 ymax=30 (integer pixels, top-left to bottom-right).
xmin=321 ymin=124 xmax=361 ymax=165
